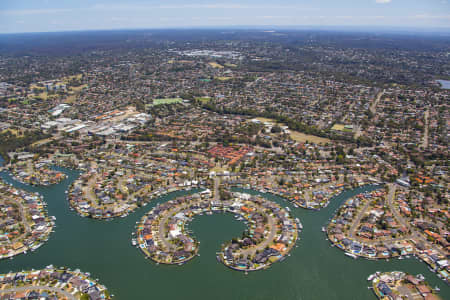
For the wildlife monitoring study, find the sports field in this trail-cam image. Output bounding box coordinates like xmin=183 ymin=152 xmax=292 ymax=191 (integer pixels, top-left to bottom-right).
xmin=208 ymin=62 xmax=224 ymax=68
xmin=215 ymin=77 xmax=232 ymax=81
xmin=331 ymin=124 xmax=353 ymax=132
xmin=195 ymin=97 xmax=211 ymax=103
xmin=253 ymin=117 xmax=331 ymax=144
xmin=153 ymin=98 xmax=183 ymax=105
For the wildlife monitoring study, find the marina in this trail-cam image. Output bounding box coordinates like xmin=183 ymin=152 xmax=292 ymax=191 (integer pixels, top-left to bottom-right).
xmin=0 ymin=167 xmax=448 ymax=299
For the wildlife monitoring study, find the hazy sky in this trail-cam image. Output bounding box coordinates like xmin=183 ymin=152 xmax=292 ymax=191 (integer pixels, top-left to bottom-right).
xmin=0 ymin=0 xmax=449 ymax=33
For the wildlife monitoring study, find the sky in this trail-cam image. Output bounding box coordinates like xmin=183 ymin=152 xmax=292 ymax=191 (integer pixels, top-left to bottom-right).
xmin=0 ymin=0 xmax=449 ymax=33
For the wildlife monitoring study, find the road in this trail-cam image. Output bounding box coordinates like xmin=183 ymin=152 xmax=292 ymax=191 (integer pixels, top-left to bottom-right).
xmin=422 ymin=109 xmax=429 ymax=149
xmin=349 ymin=185 xmax=412 ymax=245
xmin=348 ymin=199 xmax=372 ymax=238
xmin=157 ymin=202 xmax=192 ymax=251
xmin=31 ymin=133 xmax=63 ymax=147
xmin=213 ymin=177 xmax=220 ymax=201
xmin=369 ymin=90 xmax=385 ymax=115
xmin=3 ymin=197 xmax=31 ymax=241
xmin=353 ymin=124 xmax=362 ymax=139
xmin=155 ymin=195 xmax=280 ymax=260
xmin=341 ymin=100 xmax=356 ymax=123
xmin=386 ymin=184 xmax=409 ymax=229
xmin=386 ymin=184 xmax=449 ymax=257
xmin=0 ymin=285 xmax=76 ymax=300
xmin=304 ymin=175 xmax=344 ymax=204
xmin=238 ymin=211 xmax=276 ymax=258
xmin=83 ymin=174 xmax=100 ymax=204
xmin=348 ymin=184 xmax=448 ymax=256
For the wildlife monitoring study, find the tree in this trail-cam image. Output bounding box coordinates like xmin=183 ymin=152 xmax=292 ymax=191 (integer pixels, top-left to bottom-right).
xmin=80 ymin=294 xmax=90 ymax=300
xmin=271 ymin=125 xmax=282 ymax=134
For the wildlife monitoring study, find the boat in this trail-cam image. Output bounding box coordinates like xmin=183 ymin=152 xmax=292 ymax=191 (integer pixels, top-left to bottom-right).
xmin=367 ymin=274 xmax=376 ymax=281
xmin=345 ymin=252 xmax=357 ymax=259
xmin=434 ymin=286 xmax=440 ymax=292
xmin=321 ymin=227 xmax=326 ymax=232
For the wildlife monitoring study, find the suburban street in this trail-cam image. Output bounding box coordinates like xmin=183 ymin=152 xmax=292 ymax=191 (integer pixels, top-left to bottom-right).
xmin=369 ymin=90 xmax=385 ymax=117
xmin=422 ymin=108 xmax=429 ymax=149
xmin=0 ymin=286 xmax=76 ymax=300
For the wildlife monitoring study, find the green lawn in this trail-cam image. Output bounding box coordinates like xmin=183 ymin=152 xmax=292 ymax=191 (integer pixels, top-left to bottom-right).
xmin=195 ymin=97 xmax=211 ymax=103
xmin=153 ymin=98 xmax=183 ymax=105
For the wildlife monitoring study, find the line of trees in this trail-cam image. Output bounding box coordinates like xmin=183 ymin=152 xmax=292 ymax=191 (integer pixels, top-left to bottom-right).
xmin=0 ymin=130 xmax=50 ymax=162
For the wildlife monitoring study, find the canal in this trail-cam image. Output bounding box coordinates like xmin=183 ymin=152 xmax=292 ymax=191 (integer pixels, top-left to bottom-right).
xmin=0 ymin=167 xmax=448 ymax=299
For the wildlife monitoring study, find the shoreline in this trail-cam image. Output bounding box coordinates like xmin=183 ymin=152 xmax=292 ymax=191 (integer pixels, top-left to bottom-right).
xmin=136 ymin=191 xmax=299 ymax=270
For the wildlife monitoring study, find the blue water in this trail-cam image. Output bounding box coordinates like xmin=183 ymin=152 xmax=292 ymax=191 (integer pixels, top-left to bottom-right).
xmin=0 ymin=159 xmax=448 ymax=299
xmin=437 ymin=80 xmax=450 ymax=89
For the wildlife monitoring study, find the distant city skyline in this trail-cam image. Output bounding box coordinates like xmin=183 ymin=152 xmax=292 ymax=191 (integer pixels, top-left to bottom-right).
xmin=0 ymin=0 xmax=449 ymax=33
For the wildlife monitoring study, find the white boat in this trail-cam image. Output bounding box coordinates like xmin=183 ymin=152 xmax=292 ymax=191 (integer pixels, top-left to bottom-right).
xmin=345 ymin=252 xmax=357 ymax=259
xmin=321 ymin=227 xmax=326 ymax=232
xmin=367 ymin=274 xmax=376 ymax=281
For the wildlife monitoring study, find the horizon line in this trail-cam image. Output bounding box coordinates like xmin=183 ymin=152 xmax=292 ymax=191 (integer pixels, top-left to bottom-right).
xmin=1 ymin=24 xmax=450 ymax=36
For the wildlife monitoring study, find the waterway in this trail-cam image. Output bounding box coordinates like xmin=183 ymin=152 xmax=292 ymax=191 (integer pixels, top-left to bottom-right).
xmin=0 ymin=165 xmax=448 ymax=299
xmin=437 ymin=80 xmax=450 ymax=90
